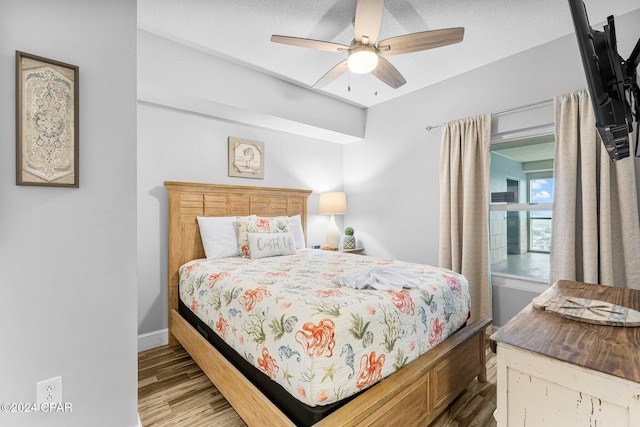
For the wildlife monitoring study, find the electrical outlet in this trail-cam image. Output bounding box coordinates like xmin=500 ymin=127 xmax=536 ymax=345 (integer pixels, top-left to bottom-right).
xmin=37 ymin=376 xmax=62 ymax=406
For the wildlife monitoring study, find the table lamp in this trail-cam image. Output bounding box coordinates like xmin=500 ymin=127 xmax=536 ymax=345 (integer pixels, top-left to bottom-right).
xmin=319 ymin=192 xmax=346 ymax=250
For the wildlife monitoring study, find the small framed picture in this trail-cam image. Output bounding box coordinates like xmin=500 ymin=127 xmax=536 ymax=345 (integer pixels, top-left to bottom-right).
xmin=16 ymin=51 xmax=79 ymax=187
xmin=228 ymin=137 xmax=264 ymax=179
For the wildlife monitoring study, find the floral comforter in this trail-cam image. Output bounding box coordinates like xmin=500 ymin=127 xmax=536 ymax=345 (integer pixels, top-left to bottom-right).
xmin=179 ymin=249 xmax=470 ymax=407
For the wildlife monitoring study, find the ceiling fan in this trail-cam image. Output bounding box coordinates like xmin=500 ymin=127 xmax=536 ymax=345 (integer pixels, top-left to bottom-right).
xmin=270 ymin=0 xmax=464 ymax=89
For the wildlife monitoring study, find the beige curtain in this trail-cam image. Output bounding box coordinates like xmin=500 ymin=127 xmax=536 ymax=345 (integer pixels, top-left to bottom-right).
xmin=439 ymin=114 xmax=492 ymax=322
xmin=551 ymin=89 xmax=640 ymax=288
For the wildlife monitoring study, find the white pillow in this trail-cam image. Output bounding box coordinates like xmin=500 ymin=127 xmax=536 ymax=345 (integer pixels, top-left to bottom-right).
xmin=247 ymin=232 xmax=297 ymax=259
xmin=197 ymin=215 xmax=255 ymax=259
xmin=288 ymin=214 xmax=306 ymax=249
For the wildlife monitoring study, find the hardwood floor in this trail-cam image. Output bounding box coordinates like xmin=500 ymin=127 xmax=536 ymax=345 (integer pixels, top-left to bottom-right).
xmin=139 ymin=345 xmax=497 ymax=427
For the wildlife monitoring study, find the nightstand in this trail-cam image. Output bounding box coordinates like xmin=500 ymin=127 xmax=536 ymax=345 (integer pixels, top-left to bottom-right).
xmin=341 ymin=248 xmax=365 ymax=255
xmin=320 ymin=247 xmax=365 ymax=254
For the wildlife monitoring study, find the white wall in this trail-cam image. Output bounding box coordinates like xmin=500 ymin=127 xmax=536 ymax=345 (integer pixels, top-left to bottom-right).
xmin=137 ymin=30 xmax=366 ymax=144
xmin=137 ymin=33 xmax=348 ymax=337
xmin=0 ymin=1 xmax=138 ymax=427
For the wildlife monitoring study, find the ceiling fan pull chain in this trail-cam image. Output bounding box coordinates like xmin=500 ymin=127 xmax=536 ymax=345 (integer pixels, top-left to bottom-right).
xmin=348 ymin=73 xmax=351 ymax=92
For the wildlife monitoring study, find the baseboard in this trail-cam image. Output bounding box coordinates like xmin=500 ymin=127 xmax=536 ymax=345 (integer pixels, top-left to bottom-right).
xmin=138 ymin=328 xmax=168 ymax=352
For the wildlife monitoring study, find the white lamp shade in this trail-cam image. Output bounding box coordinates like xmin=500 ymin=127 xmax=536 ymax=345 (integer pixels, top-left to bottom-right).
xmin=319 ymin=192 xmax=347 ymax=214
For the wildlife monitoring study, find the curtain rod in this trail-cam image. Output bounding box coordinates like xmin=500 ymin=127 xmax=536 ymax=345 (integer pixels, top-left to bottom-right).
xmin=425 ymin=98 xmax=553 ymax=131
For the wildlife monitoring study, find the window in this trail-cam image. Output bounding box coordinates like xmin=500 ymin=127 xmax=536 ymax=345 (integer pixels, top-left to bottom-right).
xmin=489 ymin=135 xmax=554 ymax=282
xmin=528 ymin=172 xmax=553 ymax=253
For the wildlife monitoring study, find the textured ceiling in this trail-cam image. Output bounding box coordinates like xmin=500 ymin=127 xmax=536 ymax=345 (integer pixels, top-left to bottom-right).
xmin=138 ymin=0 xmax=639 ymax=108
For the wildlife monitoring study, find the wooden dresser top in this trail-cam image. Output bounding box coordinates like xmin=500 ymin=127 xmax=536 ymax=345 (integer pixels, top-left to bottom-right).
xmin=491 ymin=280 xmax=640 ymax=383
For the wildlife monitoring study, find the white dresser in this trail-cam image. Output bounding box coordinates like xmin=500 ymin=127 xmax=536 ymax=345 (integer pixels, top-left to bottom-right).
xmin=491 ymin=280 xmax=640 ymax=427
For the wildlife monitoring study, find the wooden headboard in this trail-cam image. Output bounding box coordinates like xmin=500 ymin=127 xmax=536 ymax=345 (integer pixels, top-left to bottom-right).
xmin=164 ymin=181 xmax=312 ymax=345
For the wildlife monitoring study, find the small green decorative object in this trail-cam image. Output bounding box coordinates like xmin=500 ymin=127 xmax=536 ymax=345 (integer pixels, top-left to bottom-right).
xmin=344 ymin=227 xmax=356 ymax=249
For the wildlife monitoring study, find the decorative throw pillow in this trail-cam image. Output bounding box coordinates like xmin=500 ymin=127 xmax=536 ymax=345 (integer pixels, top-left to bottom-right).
xmin=197 ymin=215 xmax=255 ymax=259
xmin=236 ymin=216 xmax=290 ymax=257
xmin=247 ymin=232 xmax=297 ymax=259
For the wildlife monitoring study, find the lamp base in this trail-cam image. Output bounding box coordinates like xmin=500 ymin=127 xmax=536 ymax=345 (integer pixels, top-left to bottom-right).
xmin=325 ymin=214 xmax=340 ymax=249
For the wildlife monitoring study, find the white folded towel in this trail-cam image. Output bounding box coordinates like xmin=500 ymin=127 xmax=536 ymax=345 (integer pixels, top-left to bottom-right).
xmin=332 ymin=266 xmax=420 ymax=290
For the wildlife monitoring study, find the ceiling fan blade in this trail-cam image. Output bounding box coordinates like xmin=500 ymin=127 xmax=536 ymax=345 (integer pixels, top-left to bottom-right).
xmin=354 ymin=0 xmax=384 ymax=44
xmin=378 ymin=27 xmax=464 ymax=55
xmin=271 ymin=35 xmax=349 ymax=52
xmin=313 ymin=60 xmax=349 ymax=88
xmin=372 ymin=56 xmax=406 ymax=89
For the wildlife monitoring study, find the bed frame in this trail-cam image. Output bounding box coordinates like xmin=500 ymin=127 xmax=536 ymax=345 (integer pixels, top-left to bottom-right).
xmin=165 ymin=181 xmax=491 ymax=427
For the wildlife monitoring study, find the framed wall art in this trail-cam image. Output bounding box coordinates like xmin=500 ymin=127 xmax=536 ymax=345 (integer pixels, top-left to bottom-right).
xmin=228 ymin=137 xmax=264 ymax=179
xmin=16 ymin=51 xmax=79 ymax=187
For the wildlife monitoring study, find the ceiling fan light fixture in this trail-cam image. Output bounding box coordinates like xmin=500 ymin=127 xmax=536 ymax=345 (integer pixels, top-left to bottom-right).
xmin=348 ymin=46 xmax=379 ymax=74
xmin=271 ymin=0 xmax=464 ymax=90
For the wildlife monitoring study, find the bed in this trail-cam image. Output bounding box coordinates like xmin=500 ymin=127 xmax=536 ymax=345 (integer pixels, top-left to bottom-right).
xmin=165 ymin=181 xmax=491 ymax=427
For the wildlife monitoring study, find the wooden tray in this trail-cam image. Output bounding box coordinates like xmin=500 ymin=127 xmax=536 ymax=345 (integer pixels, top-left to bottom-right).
xmin=532 ymin=295 xmax=640 ymax=327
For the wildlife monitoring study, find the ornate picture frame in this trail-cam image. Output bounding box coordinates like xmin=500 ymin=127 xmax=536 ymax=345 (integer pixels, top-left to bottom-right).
xmin=16 ymin=51 xmax=79 ymax=187
xmin=228 ymin=137 xmax=264 ymax=179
